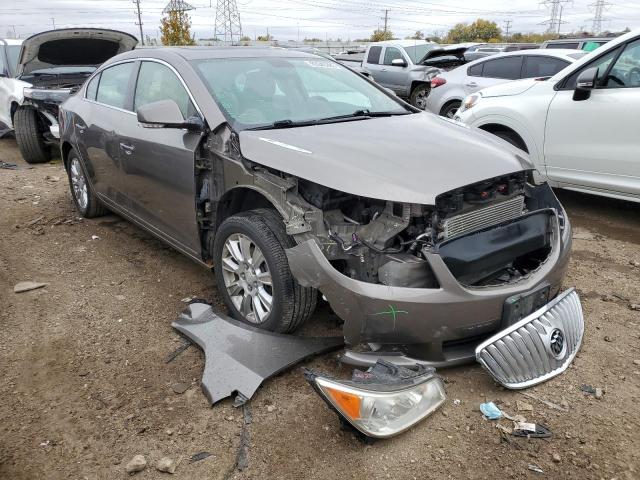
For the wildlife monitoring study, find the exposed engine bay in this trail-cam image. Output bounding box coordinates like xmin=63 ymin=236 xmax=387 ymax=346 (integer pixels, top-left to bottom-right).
xmin=295 ymin=171 xmax=553 ymax=288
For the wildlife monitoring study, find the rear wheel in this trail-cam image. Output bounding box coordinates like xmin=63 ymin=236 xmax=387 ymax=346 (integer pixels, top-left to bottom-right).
xmin=213 ymin=209 xmax=317 ymax=333
xmin=440 ymin=100 xmax=462 ymax=119
xmin=14 ymin=107 xmax=51 ymax=164
xmin=66 ymin=150 xmax=108 ymax=218
xmin=409 ymin=84 xmax=430 ymax=110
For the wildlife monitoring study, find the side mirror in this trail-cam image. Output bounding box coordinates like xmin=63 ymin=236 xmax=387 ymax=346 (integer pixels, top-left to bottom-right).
xmin=137 ymin=99 xmax=204 ymax=131
xmin=573 ymin=67 xmax=598 ymax=101
xmin=391 ymin=58 xmax=407 ymax=68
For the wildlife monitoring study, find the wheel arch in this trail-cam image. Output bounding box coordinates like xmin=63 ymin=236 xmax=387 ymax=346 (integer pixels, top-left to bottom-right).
xmin=61 ymin=141 xmax=74 ymax=169
xmin=439 ymin=98 xmax=463 ymax=116
xmin=479 ymin=123 xmax=529 ymax=152
xmin=215 ymin=186 xmax=281 ymax=230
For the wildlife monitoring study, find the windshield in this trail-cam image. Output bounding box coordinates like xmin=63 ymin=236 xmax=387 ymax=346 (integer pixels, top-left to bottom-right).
xmin=6 ymin=45 xmax=20 ymax=76
xmin=403 ymin=44 xmax=438 ymax=63
xmin=192 ymin=56 xmax=408 ymax=130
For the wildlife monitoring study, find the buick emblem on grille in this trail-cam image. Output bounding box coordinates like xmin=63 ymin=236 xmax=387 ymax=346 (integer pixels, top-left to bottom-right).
xmin=549 ymin=328 xmax=566 ymax=359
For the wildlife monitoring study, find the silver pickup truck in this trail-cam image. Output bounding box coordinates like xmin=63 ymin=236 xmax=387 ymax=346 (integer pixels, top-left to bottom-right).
xmin=335 ymin=40 xmax=469 ymax=109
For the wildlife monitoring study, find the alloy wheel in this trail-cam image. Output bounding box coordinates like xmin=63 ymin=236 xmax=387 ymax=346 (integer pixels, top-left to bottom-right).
xmin=221 ymin=233 xmax=273 ymax=324
xmin=70 ymin=158 xmax=88 ymax=211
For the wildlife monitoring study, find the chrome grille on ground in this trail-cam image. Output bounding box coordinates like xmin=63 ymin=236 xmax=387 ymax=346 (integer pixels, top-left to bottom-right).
xmin=442 ymin=195 xmax=525 ymax=239
xmin=475 ymin=289 xmax=583 ymax=389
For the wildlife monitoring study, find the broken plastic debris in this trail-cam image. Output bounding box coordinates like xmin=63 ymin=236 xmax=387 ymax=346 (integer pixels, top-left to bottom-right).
xmin=171 ymin=303 xmax=343 ymax=405
xmin=512 ymin=423 xmax=552 ymax=438
xmin=453 ymin=399 xmax=461 ymax=406
xmin=480 ymin=402 xmax=503 ymax=420
xmin=91 ymin=235 xmax=100 ymax=240
xmin=13 ymin=281 xmax=48 ymax=293
xmin=528 ymin=464 xmax=544 ymax=474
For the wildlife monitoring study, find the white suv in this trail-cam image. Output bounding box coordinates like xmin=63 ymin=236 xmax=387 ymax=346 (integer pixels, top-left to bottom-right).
xmin=457 ymin=29 xmax=640 ymax=203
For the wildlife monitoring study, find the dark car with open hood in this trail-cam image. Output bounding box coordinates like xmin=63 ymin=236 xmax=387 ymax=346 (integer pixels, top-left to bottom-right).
xmin=58 ymin=47 xmax=584 ymax=390
xmin=0 ymin=28 xmax=137 ymax=163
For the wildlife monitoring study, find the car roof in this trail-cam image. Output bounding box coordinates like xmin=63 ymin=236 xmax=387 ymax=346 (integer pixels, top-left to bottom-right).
xmin=466 ymin=48 xmax=585 ymax=63
xmin=369 ymin=39 xmax=435 ymax=47
xmin=114 ymin=46 xmax=322 ymax=62
xmin=543 ymin=37 xmax=611 ymax=43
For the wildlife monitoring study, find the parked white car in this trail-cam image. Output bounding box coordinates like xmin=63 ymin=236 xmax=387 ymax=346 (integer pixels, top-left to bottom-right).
xmin=0 ymin=38 xmax=24 ymax=137
xmin=425 ymin=49 xmax=587 ymax=118
xmin=456 ymin=29 xmax=640 ymax=203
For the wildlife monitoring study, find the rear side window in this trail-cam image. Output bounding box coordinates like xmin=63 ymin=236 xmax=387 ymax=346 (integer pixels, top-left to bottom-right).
xmin=367 ymin=46 xmax=382 ymax=65
xmin=481 ymin=56 xmax=523 ymax=79
xmin=547 ymin=42 xmax=580 ymax=49
xmin=133 ymin=61 xmax=195 ymax=119
xmin=85 ymin=73 xmax=100 ymax=100
xmin=522 ymin=56 xmax=569 ymax=78
xmin=96 ymin=62 xmax=135 ymax=110
xmin=467 ymin=62 xmax=483 ymax=76
xmin=0 ymin=47 xmax=6 ymax=76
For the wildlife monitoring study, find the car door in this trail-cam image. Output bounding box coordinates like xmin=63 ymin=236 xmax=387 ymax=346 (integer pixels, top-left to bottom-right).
xmin=544 ymin=39 xmax=640 ymax=197
xmin=75 ymin=61 xmax=137 ymax=205
xmin=462 ymin=56 xmax=523 ymax=94
xmin=377 ymin=46 xmax=409 ymax=94
xmin=363 ymin=46 xmax=385 ymax=85
xmin=117 ymin=60 xmax=203 ymax=256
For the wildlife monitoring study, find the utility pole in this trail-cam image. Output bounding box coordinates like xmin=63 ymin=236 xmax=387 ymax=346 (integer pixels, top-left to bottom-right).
xmin=381 ymin=9 xmax=389 ymax=33
xmin=133 ymin=0 xmax=144 ymax=46
xmin=590 ymin=0 xmax=610 ymax=34
xmin=503 ymin=20 xmax=512 ymax=39
xmin=51 ymin=17 xmax=56 ymax=29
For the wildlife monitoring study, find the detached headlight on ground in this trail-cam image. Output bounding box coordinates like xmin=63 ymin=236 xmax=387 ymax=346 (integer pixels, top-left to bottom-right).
xmin=304 ymin=360 xmax=446 ymax=439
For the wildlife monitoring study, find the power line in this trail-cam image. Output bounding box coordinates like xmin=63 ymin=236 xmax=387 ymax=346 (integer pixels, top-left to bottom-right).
xmin=133 ymin=0 xmax=145 ymax=45
xmin=213 ymin=0 xmax=243 ymax=44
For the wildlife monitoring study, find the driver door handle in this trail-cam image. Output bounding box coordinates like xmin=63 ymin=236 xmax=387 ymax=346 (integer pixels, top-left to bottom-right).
xmin=465 ymin=82 xmax=478 ymax=87
xmin=119 ymin=143 xmax=135 ymax=155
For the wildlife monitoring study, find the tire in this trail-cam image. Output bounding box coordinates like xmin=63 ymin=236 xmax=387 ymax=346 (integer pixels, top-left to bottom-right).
xmin=440 ymin=100 xmax=462 ymax=119
xmin=409 ymin=84 xmax=430 ymax=110
xmin=14 ymin=107 xmax=51 ymax=164
xmin=213 ymin=208 xmax=317 ymax=333
xmin=493 ymin=130 xmax=529 ymax=153
xmin=66 ymin=150 xmax=108 ymax=218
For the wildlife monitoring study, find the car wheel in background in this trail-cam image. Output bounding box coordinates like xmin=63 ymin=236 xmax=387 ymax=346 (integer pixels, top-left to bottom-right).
xmin=66 ymin=150 xmax=108 ymax=218
xmin=213 ymin=209 xmax=317 ymax=333
xmin=440 ymin=100 xmax=462 ymax=119
xmin=14 ymin=107 xmax=51 ymax=164
xmin=409 ymin=84 xmax=430 ymax=110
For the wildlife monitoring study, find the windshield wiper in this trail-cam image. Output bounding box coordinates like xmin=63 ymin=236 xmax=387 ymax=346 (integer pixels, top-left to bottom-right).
xmin=246 ymin=109 xmax=412 ymax=131
xmin=247 ymin=119 xmax=320 ymax=131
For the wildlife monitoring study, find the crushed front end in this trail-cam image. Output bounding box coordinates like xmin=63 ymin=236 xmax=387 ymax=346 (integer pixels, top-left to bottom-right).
xmin=286 ymin=171 xmax=579 ymax=379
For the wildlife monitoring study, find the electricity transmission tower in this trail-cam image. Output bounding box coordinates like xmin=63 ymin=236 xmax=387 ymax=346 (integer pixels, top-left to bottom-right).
xmin=213 ymin=0 xmax=243 ymax=45
xmin=163 ymin=0 xmax=195 ymax=14
xmin=590 ymin=0 xmax=610 ymax=34
xmin=503 ymin=19 xmax=512 ymax=38
xmin=381 ymin=9 xmax=389 ymax=32
xmin=540 ymin=0 xmax=572 ymax=35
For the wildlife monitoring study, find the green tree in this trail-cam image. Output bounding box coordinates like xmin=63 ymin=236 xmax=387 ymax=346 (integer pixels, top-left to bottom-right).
xmin=406 ymin=30 xmax=424 ymax=40
xmin=370 ymin=29 xmax=394 ymax=42
xmin=239 ymin=35 xmax=251 ymax=42
xmin=445 ymin=19 xmax=501 ymax=43
xmin=160 ymin=10 xmax=195 ymax=46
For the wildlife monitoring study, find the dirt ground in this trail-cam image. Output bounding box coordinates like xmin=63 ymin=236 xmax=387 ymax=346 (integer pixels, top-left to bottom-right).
xmin=1 ymin=137 xmax=639 ymax=480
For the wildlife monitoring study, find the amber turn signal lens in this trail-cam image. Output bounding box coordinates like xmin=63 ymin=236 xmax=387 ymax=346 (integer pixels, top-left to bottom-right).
xmin=325 ymin=387 xmax=362 ymax=420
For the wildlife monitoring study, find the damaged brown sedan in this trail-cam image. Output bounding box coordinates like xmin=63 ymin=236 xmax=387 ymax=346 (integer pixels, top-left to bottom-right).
xmin=58 ymin=47 xmax=584 ymax=392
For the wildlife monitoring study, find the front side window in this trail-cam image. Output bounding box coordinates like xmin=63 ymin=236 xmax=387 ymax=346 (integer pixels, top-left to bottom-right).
xmin=601 ymin=39 xmax=640 ymax=88
xmin=85 ymin=73 xmax=100 ymax=100
xmin=563 ymin=45 xmax=623 ymax=89
xmin=522 ymin=56 xmax=569 ymax=78
xmin=383 ymin=47 xmax=404 ymax=65
xmin=96 ymin=62 xmax=135 ymax=110
xmin=481 ymin=56 xmax=523 ymax=79
xmin=192 ymin=57 xmax=408 ymax=129
xmin=467 ymin=62 xmax=483 ymax=76
xmin=5 ymin=45 xmax=20 ymax=76
xmin=547 ymin=42 xmax=580 ymax=49
xmin=134 ymin=61 xmax=195 ymax=118
xmin=367 ymin=46 xmax=382 ymax=65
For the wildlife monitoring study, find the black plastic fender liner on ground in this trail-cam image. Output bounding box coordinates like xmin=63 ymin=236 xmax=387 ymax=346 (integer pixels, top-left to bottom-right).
xmin=172 ymin=303 xmax=344 ymax=405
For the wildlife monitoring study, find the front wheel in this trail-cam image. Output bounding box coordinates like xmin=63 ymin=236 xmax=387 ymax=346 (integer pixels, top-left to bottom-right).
xmin=14 ymin=107 xmax=51 ymax=164
xmin=409 ymin=84 xmax=430 ymax=110
xmin=213 ymin=209 xmax=316 ymax=333
xmin=440 ymin=100 xmax=462 ymax=119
